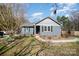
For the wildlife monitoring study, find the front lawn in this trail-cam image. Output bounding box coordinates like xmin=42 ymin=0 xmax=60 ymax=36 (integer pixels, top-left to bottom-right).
xmin=0 ymin=35 xmax=79 ymax=56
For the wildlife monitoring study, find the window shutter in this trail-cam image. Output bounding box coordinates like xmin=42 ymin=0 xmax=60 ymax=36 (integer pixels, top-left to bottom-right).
xmin=42 ymin=26 xmax=43 ymax=32
xmin=51 ymin=26 xmax=53 ymax=32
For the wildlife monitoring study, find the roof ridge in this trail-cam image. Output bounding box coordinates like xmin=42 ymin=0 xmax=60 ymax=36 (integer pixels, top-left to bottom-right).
xmin=35 ymin=16 xmax=60 ymax=25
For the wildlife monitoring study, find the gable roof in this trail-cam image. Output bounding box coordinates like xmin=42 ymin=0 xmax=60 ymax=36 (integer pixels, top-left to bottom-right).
xmin=21 ymin=19 xmax=34 ymax=27
xmin=35 ymin=17 xmax=60 ymax=25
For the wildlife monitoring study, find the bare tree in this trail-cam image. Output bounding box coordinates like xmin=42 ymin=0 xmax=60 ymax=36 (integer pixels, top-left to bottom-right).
xmin=0 ymin=4 xmax=27 ymax=34
xmin=70 ymin=11 xmax=79 ymax=31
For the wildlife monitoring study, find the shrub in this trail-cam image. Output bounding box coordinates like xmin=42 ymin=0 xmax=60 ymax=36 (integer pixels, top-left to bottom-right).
xmin=4 ymin=35 xmax=14 ymax=42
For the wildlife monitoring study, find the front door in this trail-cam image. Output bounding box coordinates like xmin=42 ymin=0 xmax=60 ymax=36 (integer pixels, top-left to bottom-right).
xmin=36 ymin=26 xmax=40 ymax=34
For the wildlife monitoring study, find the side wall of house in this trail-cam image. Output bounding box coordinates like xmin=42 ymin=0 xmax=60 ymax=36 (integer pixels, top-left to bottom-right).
xmin=21 ymin=27 xmax=34 ymax=36
xmin=40 ymin=26 xmax=61 ymax=36
xmin=53 ymin=26 xmax=61 ymax=36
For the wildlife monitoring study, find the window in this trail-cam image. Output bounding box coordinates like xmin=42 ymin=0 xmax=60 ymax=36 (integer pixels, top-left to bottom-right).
xmin=42 ymin=26 xmax=52 ymax=32
xmin=26 ymin=28 xmax=30 ymax=32
xmin=29 ymin=28 xmax=30 ymax=32
xmin=24 ymin=28 xmax=26 ymax=32
xmin=48 ymin=26 xmax=50 ymax=31
xmin=27 ymin=28 xmax=29 ymax=32
xmin=45 ymin=26 xmax=47 ymax=31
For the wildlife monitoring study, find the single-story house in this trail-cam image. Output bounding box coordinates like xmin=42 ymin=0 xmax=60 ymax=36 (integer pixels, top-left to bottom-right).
xmin=21 ymin=17 xmax=61 ymax=36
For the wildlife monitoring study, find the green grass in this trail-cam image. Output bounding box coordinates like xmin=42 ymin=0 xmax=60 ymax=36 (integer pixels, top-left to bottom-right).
xmin=0 ymin=44 xmax=5 ymax=50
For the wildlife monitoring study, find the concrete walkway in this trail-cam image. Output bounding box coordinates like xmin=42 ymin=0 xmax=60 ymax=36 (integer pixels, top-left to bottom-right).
xmin=35 ymin=35 xmax=79 ymax=43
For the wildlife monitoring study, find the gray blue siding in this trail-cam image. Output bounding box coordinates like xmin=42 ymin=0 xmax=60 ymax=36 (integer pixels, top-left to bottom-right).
xmin=21 ymin=27 xmax=33 ymax=36
xmin=40 ymin=26 xmax=61 ymax=36
xmin=21 ymin=17 xmax=61 ymax=36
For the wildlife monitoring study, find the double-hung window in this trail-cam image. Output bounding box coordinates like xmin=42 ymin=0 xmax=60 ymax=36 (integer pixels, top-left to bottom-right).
xmin=45 ymin=26 xmax=47 ymax=31
xmin=48 ymin=26 xmax=50 ymax=31
xmin=42 ymin=26 xmax=53 ymax=32
xmin=42 ymin=26 xmax=47 ymax=32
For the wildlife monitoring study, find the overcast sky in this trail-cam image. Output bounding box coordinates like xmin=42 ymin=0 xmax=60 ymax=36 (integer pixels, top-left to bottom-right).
xmin=24 ymin=3 xmax=79 ymax=23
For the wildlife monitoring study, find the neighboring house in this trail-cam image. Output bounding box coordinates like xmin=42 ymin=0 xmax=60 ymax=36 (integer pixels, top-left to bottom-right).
xmin=21 ymin=17 xmax=61 ymax=36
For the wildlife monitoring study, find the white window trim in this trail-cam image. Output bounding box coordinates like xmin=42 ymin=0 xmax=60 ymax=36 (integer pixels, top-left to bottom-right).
xmin=42 ymin=26 xmax=51 ymax=32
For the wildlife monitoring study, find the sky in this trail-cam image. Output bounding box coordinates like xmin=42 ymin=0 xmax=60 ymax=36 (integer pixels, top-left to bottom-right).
xmin=23 ymin=3 xmax=79 ymax=23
